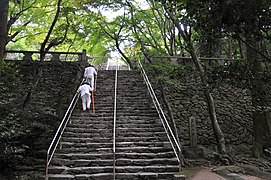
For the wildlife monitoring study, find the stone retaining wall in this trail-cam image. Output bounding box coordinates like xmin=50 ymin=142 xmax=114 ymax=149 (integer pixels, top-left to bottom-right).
xmin=161 ymin=69 xmax=254 ymax=147
xmin=13 ymin=60 xmax=84 ymax=118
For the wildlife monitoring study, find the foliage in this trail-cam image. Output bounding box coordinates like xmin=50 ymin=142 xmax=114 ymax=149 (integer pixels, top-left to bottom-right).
xmin=184 ymin=0 xmax=271 ymax=57
xmin=206 ymin=60 xmax=250 ymax=86
xmin=2 ymin=0 xmax=270 ymax=62
xmin=0 ymin=63 xmax=26 ymax=171
xmin=6 ymin=0 xmax=111 ymax=59
xmin=0 ymin=61 xmax=11 ymax=71
xmin=144 ymin=60 xmax=188 ymax=91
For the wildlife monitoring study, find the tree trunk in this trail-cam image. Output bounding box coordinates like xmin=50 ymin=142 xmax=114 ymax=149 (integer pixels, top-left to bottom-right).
xmin=162 ymin=2 xmax=227 ymax=155
xmin=246 ymin=41 xmax=271 ymax=157
xmin=40 ymin=0 xmax=62 ymax=61
xmin=0 ymin=0 xmax=9 ymax=62
xmin=115 ymin=39 xmax=133 ymax=69
xmin=188 ymin=42 xmax=226 ymax=154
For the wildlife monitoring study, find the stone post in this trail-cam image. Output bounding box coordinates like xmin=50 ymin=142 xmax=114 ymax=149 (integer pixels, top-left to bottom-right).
xmin=51 ymin=53 xmax=60 ymax=61
xmin=22 ymin=52 xmax=33 ymax=61
xmin=79 ymin=49 xmax=87 ymax=66
xmin=189 ymin=116 xmax=198 ymax=148
xmin=80 ymin=49 xmax=86 ymax=61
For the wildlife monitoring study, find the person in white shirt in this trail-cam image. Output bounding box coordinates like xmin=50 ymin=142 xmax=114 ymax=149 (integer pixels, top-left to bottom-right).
xmin=84 ymin=64 xmax=97 ymax=91
xmin=77 ymin=82 xmax=93 ymax=111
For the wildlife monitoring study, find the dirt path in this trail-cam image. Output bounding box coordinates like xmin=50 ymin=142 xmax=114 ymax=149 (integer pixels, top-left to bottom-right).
xmin=184 ymin=167 xmax=266 ymax=180
xmin=188 ymin=168 xmax=225 ymax=180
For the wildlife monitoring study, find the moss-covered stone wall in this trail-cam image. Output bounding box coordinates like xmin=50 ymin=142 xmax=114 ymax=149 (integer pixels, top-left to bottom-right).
xmin=0 ymin=60 xmax=84 ymax=173
xmin=162 ymin=68 xmax=254 ymax=149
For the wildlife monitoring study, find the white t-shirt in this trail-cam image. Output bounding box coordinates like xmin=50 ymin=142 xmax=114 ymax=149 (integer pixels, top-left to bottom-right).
xmin=78 ymin=84 xmax=93 ymax=97
xmin=84 ymin=66 xmax=97 ymax=79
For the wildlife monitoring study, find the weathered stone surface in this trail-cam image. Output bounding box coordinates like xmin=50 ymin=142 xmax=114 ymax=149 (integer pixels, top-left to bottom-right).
xmin=155 ymin=68 xmax=254 ymax=148
xmin=48 ymin=70 xmax=179 ymax=179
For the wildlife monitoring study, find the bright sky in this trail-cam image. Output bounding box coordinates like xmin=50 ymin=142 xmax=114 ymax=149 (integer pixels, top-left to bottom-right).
xmin=101 ymin=0 xmax=149 ymax=21
xmin=100 ymin=0 xmax=149 ymax=58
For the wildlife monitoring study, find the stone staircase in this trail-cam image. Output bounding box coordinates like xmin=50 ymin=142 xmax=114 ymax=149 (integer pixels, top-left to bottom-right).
xmin=47 ymin=70 xmax=180 ymax=179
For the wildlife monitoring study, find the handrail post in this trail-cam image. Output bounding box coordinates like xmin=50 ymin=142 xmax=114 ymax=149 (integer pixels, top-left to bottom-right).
xmin=113 ymin=59 xmax=118 ymax=180
xmin=45 ymin=155 xmax=49 ymax=180
xmin=92 ymin=91 xmax=95 ymax=114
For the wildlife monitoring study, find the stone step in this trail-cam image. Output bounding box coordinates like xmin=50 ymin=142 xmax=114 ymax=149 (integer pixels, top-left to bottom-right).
xmin=57 ymin=141 xmax=172 ymax=149
xmin=62 ymin=131 xmax=166 ymax=138
xmin=115 ymin=146 xmax=173 ymax=153
xmin=94 ymin=89 xmax=147 ymax=93
xmin=55 ymin=149 xmax=175 ymax=157
xmin=50 ymin=158 xmax=113 ymax=167
xmin=116 ymin=97 xmax=152 ymax=100
xmin=53 ymin=152 xmax=113 ymax=160
xmin=115 ymin=152 xmax=177 ymax=159
xmin=115 ymin=158 xmax=179 ymax=166
xmin=68 ymin=121 xmax=163 ymax=128
xmin=66 ymin=122 xmax=163 ymax=128
xmin=67 ymin=124 xmax=114 ymax=130
xmin=92 ymin=102 xmax=154 ymax=107
xmin=64 ymin=128 xmax=165 ymax=134
xmin=60 ymin=141 xmax=170 ymax=148
xmin=47 ymin=174 xmax=74 ymax=180
xmin=72 ymin=107 xmax=157 ymax=112
xmin=61 ymin=137 xmax=112 ymax=143
xmin=116 ymin=131 xmax=167 ymax=137
xmin=115 ymin=172 xmax=177 ymax=180
xmin=116 ymin=124 xmax=164 ymax=129
xmin=71 ymin=114 xmax=159 ymax=119
xmin=47 ymin=173 xmax=111 ymax=180
xmin=57 ymin=147 xmax=112 ymax=154
xmin=73 ymin=108 xmax=157 ymax=113
xmin=116 ymin=141 xmax=171 ymax=147
xmin=70 ymin=115 xmax=159 ymax=120
xmin=97 ymin=80 xmax=145 ymax=84
xmin=61 ymin=136 xmax=168 ymax=143
xmin=48 ymin=165 xmax=113 ymax=174
xmin=53 ymin=152 xmax=176 ymax=160
xmin=69 ymin=115 xmax=159 ymax=121
xmin=57 ymin=146 xmax=173 ymax=155
xmin=65 ymin=127 xmax=165 ymax=133
xmin=76 ymin=100 xmax=146 ymax=106
xmin=61 ymin=142 xmax=112 ymax=148
xmin=91 ymin=100 xmax=149 ymax=105
xmin=93 ymin=92 xmax=149 ymax=96
xmin=47 ymin=171 xmax=176 ymax=180
xmin=50 ymin=157 xmax=178 ymax=168
xmin=48 ymin=165 xmax=179 ymax=175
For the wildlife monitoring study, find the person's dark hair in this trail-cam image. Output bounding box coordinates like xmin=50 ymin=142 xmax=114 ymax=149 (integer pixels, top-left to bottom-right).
xmin=85 ymin=64 xmax=94 ymax=68
xmin=82 ymin=82 xmax=90 ymax=85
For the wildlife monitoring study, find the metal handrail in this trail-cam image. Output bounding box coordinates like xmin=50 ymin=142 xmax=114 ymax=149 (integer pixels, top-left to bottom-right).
xmin=138 ymin=60 xmax=182 ymax=162
xmin=113 ymin=59 xmax=118 ymax=180
xmin=45 ymin=79 xmax=84 ymax=180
